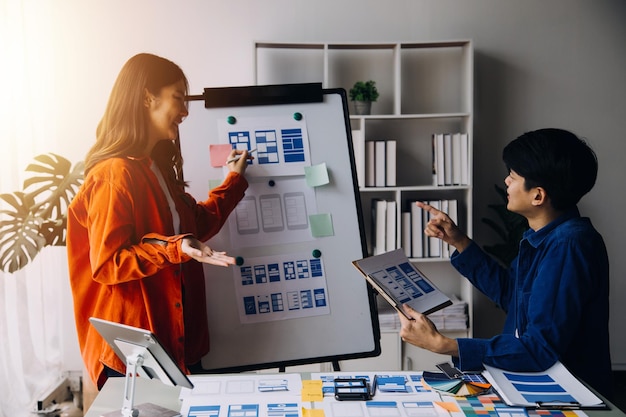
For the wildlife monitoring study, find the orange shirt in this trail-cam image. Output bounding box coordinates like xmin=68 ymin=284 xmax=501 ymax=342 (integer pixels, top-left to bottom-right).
xmin=67 ymin=156 xmax=247 ymax=387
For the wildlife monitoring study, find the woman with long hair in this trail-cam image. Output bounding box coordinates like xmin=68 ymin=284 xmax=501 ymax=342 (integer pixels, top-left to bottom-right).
xmin=67 ymin=53 xmax=251 ymax=389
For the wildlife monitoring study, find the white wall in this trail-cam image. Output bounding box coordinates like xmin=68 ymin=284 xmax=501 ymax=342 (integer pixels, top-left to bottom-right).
xmin=33 ymin=0 xmax=626 ymax=367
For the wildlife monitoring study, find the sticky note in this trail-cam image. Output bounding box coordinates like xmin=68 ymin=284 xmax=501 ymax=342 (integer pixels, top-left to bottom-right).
xmin=302 ymin=379 xmax=323 ymax=389
xmin=209 ymin=144 xmax=233 ymax=167
xmin=434 ymin=401 xmax=460 ymax=412
xmin=304 ymin=162 xmax=330 ymax=187
xmin=309 ymin=213 xmax=334 ymax=237
xmin=301 ymin=380 xmax=324 ymax=402
xmin=208 ymin=178 xmax=223 ymax=190
xmin=302 ymin=408 xmax=325 ymax=417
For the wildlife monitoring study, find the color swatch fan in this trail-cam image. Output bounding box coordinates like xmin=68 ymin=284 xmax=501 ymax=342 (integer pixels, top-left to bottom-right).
xmin=422 ymin=371 xmax=491 ymax=396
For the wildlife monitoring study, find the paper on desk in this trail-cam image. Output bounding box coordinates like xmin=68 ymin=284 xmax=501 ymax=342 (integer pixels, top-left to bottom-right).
xmin=310 ymin=371 xmax=432 ymax=396
xmin=308 ymin=371 xmax=459 ymax=417
xmin=180 ymin=396 xmax=302 ymax=417
xmin=179 ymin=373 xmax=302 ymax=400
xmin=319 ymin=393 xmax=448 ymax=417
xmin=483 ymin=362 xmax=604 ymax=408
xmin=179 ymin=373 xmax=303 ymax=417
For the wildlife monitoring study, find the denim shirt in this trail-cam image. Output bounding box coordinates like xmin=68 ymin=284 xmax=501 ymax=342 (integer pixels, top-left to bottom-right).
xmin=451 ymin=208 xmax=612 ymax=399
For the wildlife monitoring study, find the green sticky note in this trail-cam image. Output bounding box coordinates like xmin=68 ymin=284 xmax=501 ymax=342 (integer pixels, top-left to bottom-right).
xmin=304 ymin=162 xmax=330 ymax=187
xmin=208 ymin=178 xmax=223 ymax=190
xmin=309 ymin=213 xmax=334 ymax=237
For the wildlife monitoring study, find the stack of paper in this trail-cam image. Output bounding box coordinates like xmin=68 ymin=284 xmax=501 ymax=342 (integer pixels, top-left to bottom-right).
xmin=428 ymin=295 xmax=468 ymax=331
xmin=422 ymin=371 xmax=491 ymax=396
xmin=378 ymin=310 xmax=401 ymax=330
xmin=377 ymin=296 xmax=401 ymax=330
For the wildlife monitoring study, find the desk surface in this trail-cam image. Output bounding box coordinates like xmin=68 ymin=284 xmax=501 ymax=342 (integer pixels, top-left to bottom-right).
xmin=84 ymin=377 xmax=182 ymax=417
xmin=86 ymin=374 xmax=625 ymax=417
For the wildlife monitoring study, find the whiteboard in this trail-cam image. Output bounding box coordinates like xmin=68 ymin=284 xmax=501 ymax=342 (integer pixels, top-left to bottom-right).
xmin=178 ymin=85 xmax=380 ymax=372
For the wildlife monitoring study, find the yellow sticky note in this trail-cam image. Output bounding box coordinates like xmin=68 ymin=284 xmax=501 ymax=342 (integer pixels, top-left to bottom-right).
xmin=301 ymin=379 xmax=324 ymax=402
xmin=302 ymin=379 xmax=323 ymax=389
xmin=302 ymin=407 xmax=325 ymax=417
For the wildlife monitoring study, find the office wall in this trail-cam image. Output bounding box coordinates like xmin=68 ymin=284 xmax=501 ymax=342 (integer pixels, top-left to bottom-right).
xmin=35 ymin=0 xmax=626 ymax=367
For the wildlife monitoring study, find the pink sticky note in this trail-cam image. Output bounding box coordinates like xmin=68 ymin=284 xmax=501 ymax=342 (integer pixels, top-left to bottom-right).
xmin=209 ymin=144 xmax=233 ymax=167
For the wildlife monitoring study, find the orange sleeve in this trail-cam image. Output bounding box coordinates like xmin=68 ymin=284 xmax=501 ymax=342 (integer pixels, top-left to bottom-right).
xmin=191 ymin=171 xmax=249 ymax=242
xmin=84 ymin=171 xmax=192 ymax=285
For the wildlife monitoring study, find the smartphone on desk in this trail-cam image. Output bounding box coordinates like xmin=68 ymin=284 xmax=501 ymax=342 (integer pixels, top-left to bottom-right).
xmin=334 ymin=378 xmax=372 ymax=401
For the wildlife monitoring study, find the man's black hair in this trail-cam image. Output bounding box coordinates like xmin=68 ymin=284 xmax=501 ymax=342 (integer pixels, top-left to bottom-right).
xmin=502 ymin=128 xmax=598 ymax=211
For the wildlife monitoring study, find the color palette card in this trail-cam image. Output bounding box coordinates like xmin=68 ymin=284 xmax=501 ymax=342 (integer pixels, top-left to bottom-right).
xmin=422 ymin=371 xmax=491 ymax=396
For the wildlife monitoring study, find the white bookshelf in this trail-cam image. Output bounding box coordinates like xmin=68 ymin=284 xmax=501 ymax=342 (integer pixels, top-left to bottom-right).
xmin=254 ymin=40 xmax=474 ymax=371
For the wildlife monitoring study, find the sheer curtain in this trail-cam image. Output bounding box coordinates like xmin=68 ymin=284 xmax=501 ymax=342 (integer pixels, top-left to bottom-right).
xmin=0 ymin=2 xmax=75 ymax=416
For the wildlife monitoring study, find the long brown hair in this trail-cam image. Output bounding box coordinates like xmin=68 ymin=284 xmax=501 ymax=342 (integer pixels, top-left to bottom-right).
xmin=84 ymin=53 xmax=189 ymax=181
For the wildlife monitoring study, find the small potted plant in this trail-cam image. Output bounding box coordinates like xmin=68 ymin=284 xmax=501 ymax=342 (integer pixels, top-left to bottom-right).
xmin=349 ymin=80 xmax=379 ymax=115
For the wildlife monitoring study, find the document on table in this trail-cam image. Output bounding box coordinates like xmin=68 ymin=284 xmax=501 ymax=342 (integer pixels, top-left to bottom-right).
xmin=179 ymin=373 xmax=303 ymax=417
xmin=483 ymin=361 xmax=605 ymax=409
xmin=311 ymin=371 xmax=452 ymax=417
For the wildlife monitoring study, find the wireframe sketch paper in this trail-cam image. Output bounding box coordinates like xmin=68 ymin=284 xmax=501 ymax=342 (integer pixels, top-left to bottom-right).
xmin=352 ymin=249 xmax=452 ymax=320
xmin=482 ymin=361 xmax=605 ymax=409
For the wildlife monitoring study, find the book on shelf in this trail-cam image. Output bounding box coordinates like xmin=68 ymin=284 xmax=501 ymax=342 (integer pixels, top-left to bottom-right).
xmin=432 ymin=132 xmax=470 ymax=186
xmin=401 ymin=211 xmax=411 ymax=258
xmin=352 ymin=249 xmax=452 ymax=320
xmin=410 ymin=202 xmax=424 ymax=259
xmin=385 ymin=200 xmax=397 ymax=252
xmin=433 ymin=133 xmax=445 ymax=186
xmin=375 ymin=140 xmax=386 ymax=187
xmin=483 ymin=361 xmax=606 ymax=409
xmin=363 ymin=139 xmax=397 ymax=188
xmin=371 ymin=199 xmax=398 ymax=255
xmin=460 ymin=132 xmax=469 ymax=185
xmin=427 ymin=200 xmax=442 ymax=258
xmin=422 ymin=207 xmax=430 ymax=258
xmin=371 ymin=199 xmax=387 ymax=255
xmin=441 ymin=200 xmax=450 ymax=258
xmin=404 ymin=199 xmax=457 ymax=259
xmin=443 ymin=133 xmax=452 ymax=186
xmin=431 ymin=134 xmax=436 ymax=185
xmin=385 ymin=139 xmax=396 ymax=186
xmin=452 ymin=132 xmax=462 ymax=185
xmin=447 ymin=199 xmax=458 ymax=256
xmin=365 ymin=140 xmax=375 ymax=187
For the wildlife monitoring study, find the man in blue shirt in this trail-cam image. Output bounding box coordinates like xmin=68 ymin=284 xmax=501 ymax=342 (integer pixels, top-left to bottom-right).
xmin=400 ymin=128 xmax=613 ymax=399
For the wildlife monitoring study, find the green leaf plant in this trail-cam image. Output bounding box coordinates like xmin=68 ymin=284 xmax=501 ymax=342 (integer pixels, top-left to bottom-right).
xmin=0 ymin=153 xmax=84 ymax=273
xmin=348 ymin=80 xmax=380 ymax=102
xmin=481 ymin=184 xmax=529 ymax=267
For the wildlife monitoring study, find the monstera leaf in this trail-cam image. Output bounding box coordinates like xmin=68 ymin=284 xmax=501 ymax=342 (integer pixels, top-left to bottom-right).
xmin=23 ymin=153 xmax=84 ymax=221
xmin=0 ymin=153 xmax=84 ymax=273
